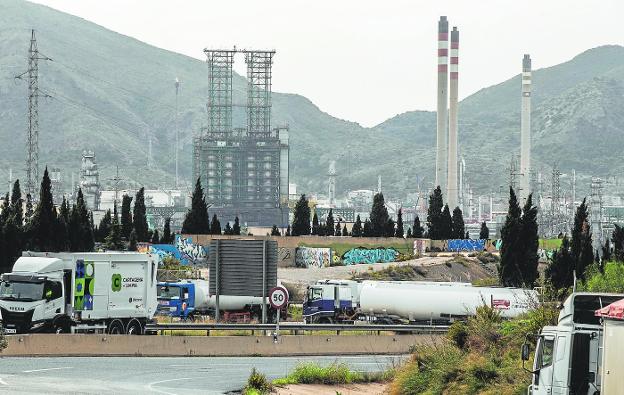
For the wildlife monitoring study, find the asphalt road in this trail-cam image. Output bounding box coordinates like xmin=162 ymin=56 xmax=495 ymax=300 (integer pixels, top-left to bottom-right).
xmin=0 ymin=355 xmax=404 ymax=394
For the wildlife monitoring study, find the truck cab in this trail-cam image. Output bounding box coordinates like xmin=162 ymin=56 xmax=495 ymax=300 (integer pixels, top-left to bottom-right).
xmin=157 ymin=282 xmax=195 ymax=319
xmin=526 ymin=293 xmax=622 ymax=395
xmin=0 ymin=258 xmax=71 ymax=333
xmin=303 ymin=280 xmax=361 ymax=323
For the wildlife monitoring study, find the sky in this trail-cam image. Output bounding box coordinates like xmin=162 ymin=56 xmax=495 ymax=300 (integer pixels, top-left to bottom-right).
xmin=29 ymin=0 xmax=624 ymax=127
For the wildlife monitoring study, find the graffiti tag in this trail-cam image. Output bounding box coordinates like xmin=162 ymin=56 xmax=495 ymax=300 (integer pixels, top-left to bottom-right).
xmin=295 ymin=247 xmax=332 ymax=268
xmin=342 ymin=247 xmax=399 ymax=265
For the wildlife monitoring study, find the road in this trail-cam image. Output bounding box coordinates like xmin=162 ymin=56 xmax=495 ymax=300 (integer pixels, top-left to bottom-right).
xmin=0 ymin=355 xmax=404 ymax=394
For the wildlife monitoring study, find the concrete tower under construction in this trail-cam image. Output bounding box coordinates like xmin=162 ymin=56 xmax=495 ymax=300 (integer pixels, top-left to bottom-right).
xmin=519 ymin=54 xmax=532 ymax=200
xmin=435 ymin=16 xmax=449 ymax=191
xmin=446 ymin=26 xmax=459 ymax=209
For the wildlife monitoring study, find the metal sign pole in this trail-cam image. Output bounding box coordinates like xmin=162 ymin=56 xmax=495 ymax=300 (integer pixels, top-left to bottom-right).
xmin=215 ymin=239 xmax=220 ymax=322
xmin=262 ymin=240 xmax=267 ymax=324
xmin=274 ymin=308 xmax=280 ymax=343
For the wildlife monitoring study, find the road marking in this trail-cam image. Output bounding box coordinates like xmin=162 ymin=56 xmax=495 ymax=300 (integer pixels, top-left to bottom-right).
xmin=146 ymin=377 xmax=191 ymax=395
xmin=22 ymin=367 xmax=72 ymax=373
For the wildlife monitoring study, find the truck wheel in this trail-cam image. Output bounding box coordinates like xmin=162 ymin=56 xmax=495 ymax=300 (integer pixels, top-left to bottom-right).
xmin=107 ymin=319 xmax=124 ymax=334
xmin=126 ymin=319 xmax=143 ymax=335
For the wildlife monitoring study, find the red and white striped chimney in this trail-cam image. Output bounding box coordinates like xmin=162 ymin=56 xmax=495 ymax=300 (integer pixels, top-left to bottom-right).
xmin=435 ymin=16 xmax=449 ymax=191
xmin=447 ymin=26 xmax=459 ymax=209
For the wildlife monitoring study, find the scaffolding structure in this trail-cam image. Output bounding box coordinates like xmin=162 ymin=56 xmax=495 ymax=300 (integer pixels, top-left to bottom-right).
xmin=590 ymin=176 xmax=604 ymax=250
xmin=193 ymin=48 xmax=288 ymax=226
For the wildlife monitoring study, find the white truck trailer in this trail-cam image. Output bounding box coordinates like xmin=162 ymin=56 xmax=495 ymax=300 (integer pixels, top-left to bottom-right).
xmin=521 ymin=292 xmax=623 ymax=395
xmin=0 ymin=252 xmax=158 ymax=334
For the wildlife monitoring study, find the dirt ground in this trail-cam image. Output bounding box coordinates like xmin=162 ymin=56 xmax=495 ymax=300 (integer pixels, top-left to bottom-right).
xmin=274 ymin=383 xmax=388 ymax=395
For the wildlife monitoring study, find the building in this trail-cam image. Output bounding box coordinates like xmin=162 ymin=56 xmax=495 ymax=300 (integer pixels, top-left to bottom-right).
xmin=79 ymin=150 xmax=100 ymax=211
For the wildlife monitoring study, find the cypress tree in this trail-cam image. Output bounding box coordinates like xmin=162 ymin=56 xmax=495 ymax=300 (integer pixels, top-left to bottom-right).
xmin=395 ymin=209 xmax=404 ymax=238
xmin=24 ymin=193 xmax=34 ymax=225
xmin=223 ymin=222 xmax=233 ymax=235
xmin=286 ymin=225 xmax=291 ymax=236
xmin=161 ymin=217 xmax=173 ymax=243
xmin=440 ymin=205 xmax=453 ymax=240
xmin=369 ymin=193 xmax=390 ymax=237
xmin=151 ymin=230 xmax=160 ymax=244
xmin=612 ymin=224 xmax=624 ymax=261
xmin=10 ymin=180 xmax=23 ymax=227
xmin=385 ymin=218 xmax=395 ymax=238
xmin=519 ymin=194 xmax=539 ymax=287
xmin=571 ymin=199 xmax=593 ymax=281
xmin=210 ymin=214 xmax=221 ymax=235
xmin=499 ymin=187 xmax=523 ymax=287
xmin=120 ymin=194 xmax=133 ymax=239
xmin=465 ymin=231 xmax=470 ymax=239
xmin=545 ymin=235 xmax=574 ymax=290
xmin=479 ymin=222 xmax=489 ymax=240
xmin=363 ymin=219 xmax=372 ymax=237
xmin=602 ymin=238 xmax=612 ymax=263
xmin=128 ymin=229 xmax=138 ymax=251
xmin=0 ymin=193 xmax=11 ymax=226
xmin=326 ymin=209 xmax=335 ymax=237
xmin=291 ymin=195 xmax=311 ymax=236
xmin=104 ymin=210 xmax=124 ymax=251
xmin=335 ymin=220 xmax=341 ymax=236
xmin=97 ymin=210 xmax=112 ymax=243
xmin=312 ymin=212 xmax=320 ymax=235
xmin=29 ymin=168 xmax=60 ymax=252
xmin=412 ymin=215 xmax=424 ymax=238
xmin=426 ymin=186 xmax=444 ymax=239
xmin=73 ymin=188 xmax=94 ymax=251
xmin=6 ymin=180 xmax=24 ymax=267
xmin=351 ymin=215 xmax=363 ymax=237
xmin=451 ymin=207 xmax=465 ymax=239
xmin=233 ymin=216 xmax=241 ymax=235
xmin=133 ymin=187 xmax=149 ymax=242
xmin=182 ymin=178 xmax=210 ymax=234
xmin=342 ymin=224 xmax=348 ymax=236
xmin=406 ymin=227 xmax=413 ymax=238
xmin=271 ymin=225 xmax=281 ymax=236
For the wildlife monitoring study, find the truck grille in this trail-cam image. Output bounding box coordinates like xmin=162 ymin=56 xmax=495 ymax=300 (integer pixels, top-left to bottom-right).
xmin=1 ymin=308 xmax=34 ymax=332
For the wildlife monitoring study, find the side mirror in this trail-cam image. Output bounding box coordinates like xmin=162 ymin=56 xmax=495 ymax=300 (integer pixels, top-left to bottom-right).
xmin=521 ymin=343 xmax=530 ymax=361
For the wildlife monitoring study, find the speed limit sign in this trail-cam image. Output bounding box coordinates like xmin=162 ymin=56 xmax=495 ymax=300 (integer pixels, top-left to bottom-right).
xmin=269 ymin=286 xmax=289 ymax=309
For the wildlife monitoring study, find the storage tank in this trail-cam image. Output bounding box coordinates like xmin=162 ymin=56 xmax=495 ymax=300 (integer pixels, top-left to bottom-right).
xmin=188 ymin=279 xmax=210 ymax=311
xmin=358 ymin=281 xmax=537 ymax=322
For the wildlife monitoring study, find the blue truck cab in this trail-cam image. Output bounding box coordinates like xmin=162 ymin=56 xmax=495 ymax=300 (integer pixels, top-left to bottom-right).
xmin=157 ymin=281 xmax=197 ymax=319
xmin=303 ymin=280 xmax=362 ymax=324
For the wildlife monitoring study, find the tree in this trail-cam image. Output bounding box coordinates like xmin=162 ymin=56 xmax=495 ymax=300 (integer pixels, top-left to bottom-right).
xmin=571 ymin=199 xmax=593 ymax=281
xmin=182 ymin=178 xmax=210 ymax=234
xmin=97 ymin=210 xmax=112 ymax=243
xmin=406 ymin=228 xmax=413 ymax=238
xmin=120 ymin=194 xmax=133 ymax=239
xmin=335 ymin=220 xmax=341 ymax=236
xmin=233 ymin=216 xmax=241 ymax=235
xmin=285 ymin=225 xmax=291 ymax=236
xmin=363 ymin=219 xmax=372 ymax=237
xmin=161 ymin=217 xmax=173 ymax=243
xmin=104 ymin=210 xmax=124 ymax=251
xmin=499 ymin=187 xmax=523 ymax=287
xmin=311 ymin=212 xmax=320 ymax=235
xmin=369 ymin=193 xmax=390 ymax=237
xmin=133 ymin=187 xmax=149 ymax=242
xmin=223 ymin=222 xmax=233 ymax=235
xmin=546 ymin=235 xmax=574 ymax=291
xmin=210 ymin=214 xmax=222 ymax=235
xmin=426 ymin=186 xmax=444 ymax=239
xmin=451 ymin=207 xmax=465 ymax=239
xmin=519 ymin=194 xmax=539 ymax=287
xmin=602 ymin=238 xmax=612 ymax=263
xmin=342 ymin=224 xmax=349 ymax=237
xmin=612 ymin=224 xmax=624 ymax=262
xmin=440 ymin=205 xmax=453 ymax=240
xmin=10 ymin=180 xmax=23 ymax=228
xmin=271 ymin=225 xmax=281 ymax=236
xmin=326 ymin=209 xmax=335 ymax=236
xmin=395 ymin=209 xmax=404 ymax=238
xmin=412 ymin=216 xmax=424 ymax=238
xmin=291 ymin=195 xmax=311 ymax=236
xmin=69 ymin=188 xmax=94 ymax=252
xmin=24 ymin=193 xmax=34 ymax=225
xmin=29 ymin=168 xmax=60 ymax=252
xmin=351 ymin=215 xmax=362 ymax=237
xmin=479 ymin=222 xmax=489 ymax=240
xmin=5 ymin=180 xmax=24 ymax=269
xmin=150 ymin=230 xmax=160 ymax=244
xmin=465 ymin=231 xmax=470 ymax=239
xmin=128 ymin=229 xmax=138 ymax=251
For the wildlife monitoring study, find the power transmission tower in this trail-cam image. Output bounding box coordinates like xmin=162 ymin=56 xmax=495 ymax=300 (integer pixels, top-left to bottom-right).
xmin=15 ymin=30 xmax=51 ymax=198
xmin=550 ymin=166 xmax=562 ymax=236
xmin=175 ymin=77 xmax=180 ymax=188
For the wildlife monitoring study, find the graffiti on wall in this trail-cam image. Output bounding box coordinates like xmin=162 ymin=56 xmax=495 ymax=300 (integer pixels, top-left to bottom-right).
xmin=485 ymin=239 xmax=503 ymax=252
xmin=447 ymin=239 xmax=486 ymax=252
xmin=295 ymin=247 xmax=332 ymax=268
xmin=342 ymin=247 xmax=399 ymax=265
xmin=278 ymin=247 xmax=296 ymax=267
xmin=413 ymin=239 xmax=429 ymax=256
xmin=136 ymin=236 xmax=207 ymax=265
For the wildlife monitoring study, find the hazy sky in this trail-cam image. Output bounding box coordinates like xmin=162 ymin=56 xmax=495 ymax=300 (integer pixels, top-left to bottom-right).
xmin=29 ymin=0 xmax=624 ymax=127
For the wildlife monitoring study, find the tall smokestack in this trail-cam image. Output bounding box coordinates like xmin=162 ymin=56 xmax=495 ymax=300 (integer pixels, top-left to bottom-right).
xmin=447 ymin=26 xmax=459 ymax=209
xmin=435 ymin=16 xmax=449 ymax=192
xmin=519 ymin=54 xmax=532 ymax=200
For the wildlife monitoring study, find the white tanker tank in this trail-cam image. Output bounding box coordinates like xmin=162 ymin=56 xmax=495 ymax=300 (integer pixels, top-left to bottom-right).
xmin=358 ymin=281 xmax=538 ymax=322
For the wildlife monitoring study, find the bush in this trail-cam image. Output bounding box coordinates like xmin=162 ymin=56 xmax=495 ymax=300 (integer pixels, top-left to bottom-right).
xmin=352 ymin=265 xmax=426 ymax=281
xmin=244 ymin=368 xmax=272 ymax=394
xmin=580 ymin=262 xmax=624 ymax=293
xmin=476 ymin=252 xmax=500 ymax=264
xmin=447 ymin=321 xmax=468 ymax=350
xmin=0 ymin=329 xmax=6 ymax=352
xmin=274 ymin=363 xmax=365 ymax=385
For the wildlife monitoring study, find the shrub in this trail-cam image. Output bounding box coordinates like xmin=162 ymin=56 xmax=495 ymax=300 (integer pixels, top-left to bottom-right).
xmin=275 ymin=363 xmax=364 ymax=385
xmin=581 ymin=262 xmax=624 ymax=293
xmin=244 ymin=368 xmax=272 ymax=394
xmin=0 ymin=329 xmax=6 ymax=352
xmin=447 ymin=321 xmax=468 ymax=350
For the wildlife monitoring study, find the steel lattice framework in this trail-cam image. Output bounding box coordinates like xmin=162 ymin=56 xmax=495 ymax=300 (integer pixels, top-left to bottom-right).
xmin=205 ymin=50 xmax=235 ymax=134
xmin=244 ymin=51 xmax=275 ymax=136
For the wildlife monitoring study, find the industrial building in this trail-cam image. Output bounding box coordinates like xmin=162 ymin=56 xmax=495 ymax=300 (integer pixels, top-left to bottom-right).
xmin=193 ymin=49 xmax=289 ymax=227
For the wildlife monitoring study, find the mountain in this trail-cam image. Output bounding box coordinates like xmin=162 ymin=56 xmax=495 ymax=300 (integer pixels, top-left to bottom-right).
xmin=1 ymin=0 xmax=623 ymax=201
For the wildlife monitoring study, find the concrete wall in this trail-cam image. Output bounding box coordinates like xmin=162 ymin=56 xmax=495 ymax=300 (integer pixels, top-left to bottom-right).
xmin=2 ymin=334 xmax=439 ymax=357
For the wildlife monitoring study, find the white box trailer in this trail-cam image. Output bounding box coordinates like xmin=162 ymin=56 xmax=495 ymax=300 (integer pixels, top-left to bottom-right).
xmin=0 ymin=252 xmax=157 ymax=334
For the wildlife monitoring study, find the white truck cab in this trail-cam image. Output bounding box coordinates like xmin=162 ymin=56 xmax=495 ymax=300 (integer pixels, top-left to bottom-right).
xmin=523 ymin=293 xmax=623 ymax=395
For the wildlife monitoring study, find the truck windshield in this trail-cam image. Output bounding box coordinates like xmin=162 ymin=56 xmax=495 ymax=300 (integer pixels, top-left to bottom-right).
xmin=158 ymin=286 xmax=181 ymax=299
xmin=0 ymin=281 xmax=44 ymax=301
xmin=307 ymin=287 xmax=323 ymax=301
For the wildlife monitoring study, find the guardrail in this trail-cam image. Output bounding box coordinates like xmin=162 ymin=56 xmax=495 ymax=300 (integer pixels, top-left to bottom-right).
xmin=147 ymin=322 xmax=450 ymax=335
